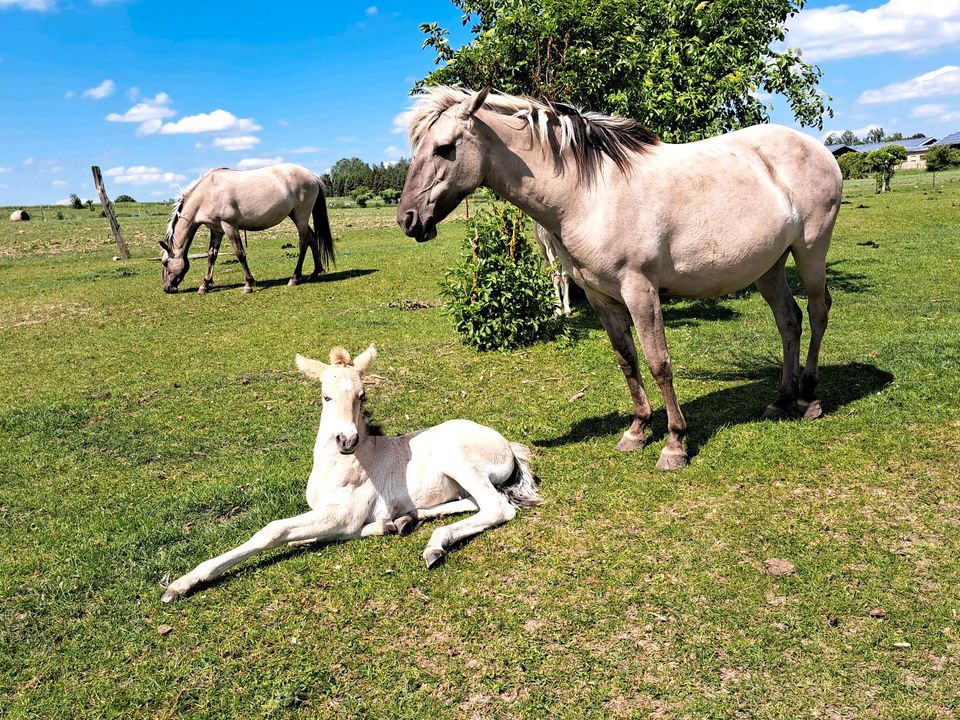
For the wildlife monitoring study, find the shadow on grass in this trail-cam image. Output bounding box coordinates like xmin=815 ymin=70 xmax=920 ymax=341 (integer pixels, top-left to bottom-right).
xmin=534 ymin=361 xmax=893 ymax=460
xmin=197 ymin=268 xmax=377 ymax=293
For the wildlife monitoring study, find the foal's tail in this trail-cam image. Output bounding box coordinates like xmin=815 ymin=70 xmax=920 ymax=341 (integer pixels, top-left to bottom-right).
xmin=500 ymin=443 xmax=544 ymax=509
xmin=312 ymin=176 xmax=336 ymax=269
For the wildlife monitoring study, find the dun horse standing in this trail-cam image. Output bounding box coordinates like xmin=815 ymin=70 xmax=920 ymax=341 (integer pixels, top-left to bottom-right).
xmin=160 ymin=163 xmax=335 ymax=294
xmin=398 ymin=87 xmax=842 ymax=470
xmin=161 ymin=345 xmax=541 ymax=602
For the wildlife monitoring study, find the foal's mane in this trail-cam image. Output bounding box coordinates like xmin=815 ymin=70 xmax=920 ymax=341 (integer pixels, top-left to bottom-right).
xmin=408 ymin=86 xmax=660 ymax=183
xmin=165 ymin=168 xmax=224 ymax=244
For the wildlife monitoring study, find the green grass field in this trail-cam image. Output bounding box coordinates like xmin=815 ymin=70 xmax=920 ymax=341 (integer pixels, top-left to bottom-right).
xmin=2 ymin=169 xmax=959 ymax=718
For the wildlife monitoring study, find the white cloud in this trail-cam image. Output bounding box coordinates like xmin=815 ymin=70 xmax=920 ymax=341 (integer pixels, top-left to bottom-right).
xmin=285 ymin=145 xmax=324 ymax=154
xmin=84 ymin=79 xmax=116 ymax=100
xmin=103 ymin=165 xmax=187 ymax=186
xmin=785 ymin=0 xmax=960 ymax=62
xmin=212 ymin=135 xmax=261 ymax=151
xmin=126 ymin=86 xmax=139 ymax=102
xmin=50 ymin=165 xmax=64 ymax=173
xmin=912 ymin=103 xmax=960 ymax=122
xmin=157 ymin=109 xmax=261 ymax=135
xmin=0 ymin=166 xmax=10 ymax=173
xmin=64 ymin=90 xmax=75 ymax=99
xmin=365 ymin=5 xmax=377 ymax=15
xmin=383 ymin=145 xmax=404 ymax=160
xmin=391 ymin=108 xmax=415 ymax=134
xmin=0 ymin=0 xmax=55 ymax=11
xmin=859 ymin=66 xmax=960 ymax=104
xmin=106 ymin=92 xmax=176 ymax=135
xmin=23 ymin=157 xmax=34 ymax=166
xmin=52 ymin=179 xmax=68 ymax=188
xmin=237 ymin=156 xmax=284 ymax=170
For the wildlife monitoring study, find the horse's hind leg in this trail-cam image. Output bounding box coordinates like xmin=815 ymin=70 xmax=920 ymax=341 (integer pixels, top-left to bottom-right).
xmin=287 ymin=213 xmax=315 ymax=287
xmin=792 ymin=241 xmax=832 ymax=420
xmin=585 ymin=289 xmax=653 ymax=452
xmin=756 ymin=251 xmax=803 ymax=419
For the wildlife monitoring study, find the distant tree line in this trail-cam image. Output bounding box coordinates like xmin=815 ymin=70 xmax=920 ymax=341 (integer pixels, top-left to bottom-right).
xmin=321 ymin=158 xmax=410 ymax=199
xmin=825 ymin=128 xmax=925 ymax=146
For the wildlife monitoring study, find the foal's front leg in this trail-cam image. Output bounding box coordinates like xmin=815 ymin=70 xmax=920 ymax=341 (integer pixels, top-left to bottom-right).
xmin=197 ymin=231 xmax=224 ymax=295
xmin=161 ymin=506 xmax=365 ymax=602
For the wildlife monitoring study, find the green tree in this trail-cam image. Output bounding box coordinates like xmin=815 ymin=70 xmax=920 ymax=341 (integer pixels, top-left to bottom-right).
xmin=114 ymin=194 xmax=136 ymax=203
xmin=838 ymin=130 xmax=859 ymax=145
xmin=69 ymin=193 xmax=83 ymax=210
xmin=864 ymin=145 xmax=906 ymax=193
xmin=925 ymin=145 xmax=960 ymax=172
xmin=865 ymin=127 xmax=884 ymax=143
xmin=836 ymin=152 xmax=868 ymax=180
xmin=418 ymin=0 xmax=831 ymax=142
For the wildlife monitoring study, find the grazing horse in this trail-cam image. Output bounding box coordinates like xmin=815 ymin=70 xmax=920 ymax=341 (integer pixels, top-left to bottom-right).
xmin=161 ymin=345 xmax=541 ymax=602
xmin=398 ymin=87 xmax=842 ymax=470
xmin=535 ymin=224 xmax=572 ymax=316
xmin=159 ymin=163 xmax=334 ymax=294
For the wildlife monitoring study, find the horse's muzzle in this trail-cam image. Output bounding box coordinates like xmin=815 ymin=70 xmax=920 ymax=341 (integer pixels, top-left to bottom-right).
xmin=399 ymin=209 xmax=436 ymax=242
xmin=163 ymin=286 xmax=179 ymax=294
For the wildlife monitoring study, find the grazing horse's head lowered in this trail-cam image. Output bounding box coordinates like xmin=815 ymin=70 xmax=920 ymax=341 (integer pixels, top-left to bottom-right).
xmin=295 ymin=344 xmax=377 ymax=454
xmin=159 ymin=240 xmax=188 ymax=294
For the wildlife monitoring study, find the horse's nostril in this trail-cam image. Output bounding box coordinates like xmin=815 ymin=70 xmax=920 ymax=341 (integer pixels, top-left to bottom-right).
xmin=403 ymin=210 xmax=418 ymax=233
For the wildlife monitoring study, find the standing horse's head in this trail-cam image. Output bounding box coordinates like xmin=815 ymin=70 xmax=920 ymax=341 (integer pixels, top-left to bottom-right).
xmin=295 ymin=345 xmax=378 ymax=454
xmin=159 ymin=239 xmax=189 ymax=293
xmin=398 ymin=87 xmax=490 ymax=242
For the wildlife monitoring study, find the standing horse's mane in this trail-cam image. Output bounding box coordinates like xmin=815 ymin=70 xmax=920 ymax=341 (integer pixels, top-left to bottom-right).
xmin=407 ymin=86 xmax=660 ymax=182
xmin=165 ymin=168 xmax=225 ymax=243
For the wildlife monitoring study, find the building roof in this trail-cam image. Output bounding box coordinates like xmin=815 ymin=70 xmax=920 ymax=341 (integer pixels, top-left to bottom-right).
xmin=932 ymin=131 xmax=960 ymax=147
xmin=851 ymin=137 xmax=936 ymax=153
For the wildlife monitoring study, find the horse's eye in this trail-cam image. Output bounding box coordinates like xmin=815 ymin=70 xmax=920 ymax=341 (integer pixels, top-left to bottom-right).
xmin=436 ymin=144 xmax=456 ymax=160
xmin=323 ymin=395 xmax=331 ymax=402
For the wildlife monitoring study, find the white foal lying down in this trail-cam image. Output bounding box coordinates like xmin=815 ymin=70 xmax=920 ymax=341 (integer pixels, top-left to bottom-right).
xmin=161 ymin=344 xmax=542 ymax=602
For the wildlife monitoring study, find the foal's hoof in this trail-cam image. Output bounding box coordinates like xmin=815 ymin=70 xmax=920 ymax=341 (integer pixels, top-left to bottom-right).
xmin=394 ymin=515 xmax=414 ymax=536
xmin=616 ymin=430 xmax=646 ymax=453
xmin=242 ymin=285 xmax=254 ymax=295
xmin=424 ymin=548 xmax=446 ymax=569
xmin=794 ymin=399 xmax=823 ymax=420
xmin=762 ymin=403 xmax=791 ymax=421
xmin=161 ymin=589 xmax=180 ymax=603
xmin=655 ymin=448 xmax=689 ymax=471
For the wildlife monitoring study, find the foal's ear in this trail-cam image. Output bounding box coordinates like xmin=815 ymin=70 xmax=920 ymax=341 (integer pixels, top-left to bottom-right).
xmin=459 ymin=87 xmax=491 ymax=120
xmin=353 ymin=344 xmax=378 ymax=376
xmin=295 ymin=354 xmax=327 ymax=380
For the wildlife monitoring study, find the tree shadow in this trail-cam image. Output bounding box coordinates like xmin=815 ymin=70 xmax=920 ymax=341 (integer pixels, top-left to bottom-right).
xmin=200 ymin=268 xmax=377 ymax=293
xmin=534 ymin=361 xmax=893 ymax=460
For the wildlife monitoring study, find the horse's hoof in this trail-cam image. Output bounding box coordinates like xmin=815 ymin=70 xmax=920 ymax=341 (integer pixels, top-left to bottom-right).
xmin=308 ymin=272 xmax=321 ymax=281
xmin=795 ymin=399 xmax=823 ymax=420
xmin=424 ymin=548 xmax=446 ymax=569
xmin=242 ymin=286 xmax=254 ymax=294
xmin=655 ymin=448 xmax=688 ymax=471
xmin=762 ymin=403 xmax=791 ymax=421
xmin=394 ymin=515 xmax=413 ymax=535
xmin=196 ymin=287 xmax=207 ymax=295
xmin=616 ymin=431 xmax=645 ymax=453
xmin=287 ymin=276 xmax=300 ymax=287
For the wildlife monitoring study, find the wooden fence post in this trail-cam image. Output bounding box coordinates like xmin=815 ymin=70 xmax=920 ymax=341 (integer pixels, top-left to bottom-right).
xmin=91 ymin=165 xmax=130 ymax=260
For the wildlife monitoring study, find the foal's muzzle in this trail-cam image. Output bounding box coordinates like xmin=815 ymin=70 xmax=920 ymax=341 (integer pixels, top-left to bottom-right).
xmin=336 ymin=432 xmax=360 ymax=454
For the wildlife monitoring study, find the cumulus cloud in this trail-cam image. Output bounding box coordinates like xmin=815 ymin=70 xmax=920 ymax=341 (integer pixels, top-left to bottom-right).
xmin=157 ymin=109 xmax=261 ymax=135
xmin=0 ymin=0 xmax=55 ymax=11
xmin=0 ymin=166 xmax=10 ymax=173
xmin=52 ymin=179 xmax=68 ymax=188
xmin=859 ymin=66 xmax=960 ymax=104
xmin=237 ymin=156 xmax=284 ymax=170
xmin=391 ymin=108 xmax=415 ymax=134
xmin=784 ymin=0 xmax=960 ymax=62
xmin=103 ymin=165 xmax=187 ymax=186
xmin=84 ymin=79 xmax=116 ymax=100
xmin=106 ymin=92 xmax=176 ymax=135
xmin=365 ymin=5 xmax=377 ymax=15
xmin=212 ymin=135 xmax=261 ymax=151
xmin=912 ymin=103 xmax=960 ymax=122
xmin=64 ymin=90 xmax=75 ymax=99
xmin=383 ymin=145 xmax=404 ymax=160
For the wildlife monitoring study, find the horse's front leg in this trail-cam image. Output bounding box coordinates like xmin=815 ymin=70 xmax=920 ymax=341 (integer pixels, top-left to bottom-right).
xmin=161 ymin=506 xmax=365 ymax=602
xmin=584 ymin=289 xmax=653 ymax=452
xmin=223 ymin=225 xmax=256 ymax=293
xmin=623 ymin=281 xmax=688 ymax=470
xmin=197 ymin=231 xmax=224 ymax=295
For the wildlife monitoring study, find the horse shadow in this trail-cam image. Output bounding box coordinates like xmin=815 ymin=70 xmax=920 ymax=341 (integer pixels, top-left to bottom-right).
xmin=200 ymin=268 xmax=378 ymax=293
xmin=534 ymin=361 xmax=894 ymax=460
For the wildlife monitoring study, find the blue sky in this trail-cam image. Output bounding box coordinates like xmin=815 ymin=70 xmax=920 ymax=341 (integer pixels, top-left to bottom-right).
xmin=1 ymin=0 xmax=959 ymax=205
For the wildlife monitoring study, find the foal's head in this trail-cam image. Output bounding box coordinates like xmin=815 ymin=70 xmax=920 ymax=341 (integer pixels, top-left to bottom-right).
xmin=295 ymin=344 xmax=377 ymax=454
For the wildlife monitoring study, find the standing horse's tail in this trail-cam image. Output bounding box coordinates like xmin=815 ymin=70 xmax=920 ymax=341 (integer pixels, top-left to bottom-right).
xmin=500 ymin=443 xmax=544 ymax=509
xmin=312 ymin=176 xmax=336 ymax=270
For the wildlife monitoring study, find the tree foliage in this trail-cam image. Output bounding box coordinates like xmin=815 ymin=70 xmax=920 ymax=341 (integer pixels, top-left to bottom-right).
xmin=441 ymin=205 xmax=562 ymax=350
xmin=69 ymin=193 xmax=83 ymax=210
xmin=323 ymin=157 xmax=410 ymax=198
xmin=836 ymin=152 xmax=868 ymax=180
xmin=863 ymin=145 xmax=906 ymax=193
xmin=925 ymin=145 xmax=960 ymax=172
xmin=114 ymin=194 xmax=136 ymax=203
xmin=418 ymin=0 xmax=831 ymax=142
xmin=865 ymin=127 xmax=884 ymax=143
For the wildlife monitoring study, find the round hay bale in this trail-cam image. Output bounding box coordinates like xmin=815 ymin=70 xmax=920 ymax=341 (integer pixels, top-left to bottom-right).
xmin=9 ymin=210 xmax=30 ymax=222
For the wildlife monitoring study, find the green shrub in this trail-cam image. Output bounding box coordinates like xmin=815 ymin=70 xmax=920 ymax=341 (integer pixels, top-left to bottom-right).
xmin=441 ymin=204 xmax=563 ymax=351
xmin=836 ymin=152 xmax=868 ymax=180
xmin=864 ymin=145 xmax=906 ymax=193
xmin=380 ymin=188 xmax=400 ymax=204
xmin=925 ymin=145 xmax=960 ymax=172
xmin=69 ymin=193 xmax=83 ymax=210
xmin=349 ymin=186 xmax=373 ymax=208
xmin=114 ymin=194 xmax=136 ymax=203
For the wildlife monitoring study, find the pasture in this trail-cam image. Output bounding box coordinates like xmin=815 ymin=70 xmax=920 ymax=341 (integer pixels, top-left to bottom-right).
xmin=2 ymin=170 xmax=959 ymax=718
